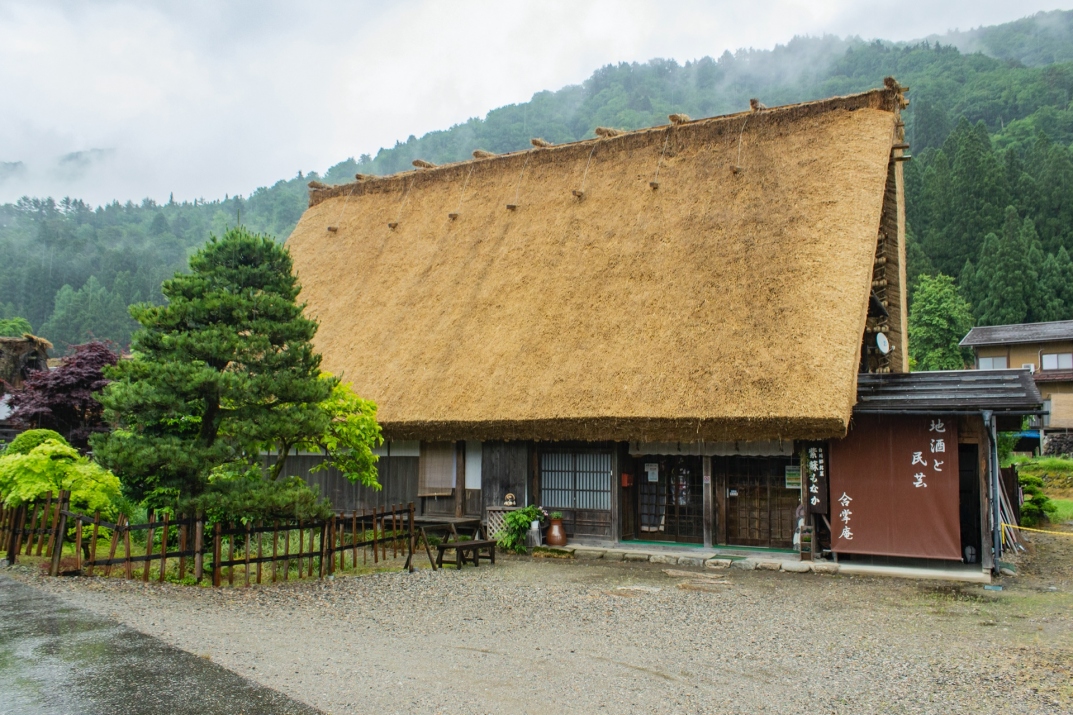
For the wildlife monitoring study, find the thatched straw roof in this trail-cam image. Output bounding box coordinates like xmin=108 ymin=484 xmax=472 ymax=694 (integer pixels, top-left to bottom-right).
xmin=0 ymin=335 xmax=52 ymax=393
xmin=288 ymin=84 xmax=908 ymax=442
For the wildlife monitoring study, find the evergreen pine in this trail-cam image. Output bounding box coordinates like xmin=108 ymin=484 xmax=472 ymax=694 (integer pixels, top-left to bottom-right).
xmin=91 ymin=227 xmax=335 ymax=504
xmin=974 ymin=207 xmax=1034 ymax=326
xmin=1036 ymin=252 xmax=1067 ymax=322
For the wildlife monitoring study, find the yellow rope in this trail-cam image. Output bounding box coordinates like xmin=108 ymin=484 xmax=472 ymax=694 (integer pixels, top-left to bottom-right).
xmin=1002 ymin=523 xmax=1073 ymax=537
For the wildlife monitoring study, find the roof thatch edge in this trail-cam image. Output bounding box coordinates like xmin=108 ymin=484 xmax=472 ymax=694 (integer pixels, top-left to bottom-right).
xmin=378 ymin=416 xmax=850 ymax=443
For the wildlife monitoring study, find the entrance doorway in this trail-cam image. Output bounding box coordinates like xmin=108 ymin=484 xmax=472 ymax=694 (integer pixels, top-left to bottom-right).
xmin=958 ymin=444 xmax=982 ymax=564
xmin=629 ymin=455 xmax=704 ymax=544
xmin=715 ymin=456 xmax=797 ymax=548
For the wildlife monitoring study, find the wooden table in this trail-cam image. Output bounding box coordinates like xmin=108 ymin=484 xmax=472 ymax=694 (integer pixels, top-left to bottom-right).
xmin=407 ymin=516 xmax=485 ymax=570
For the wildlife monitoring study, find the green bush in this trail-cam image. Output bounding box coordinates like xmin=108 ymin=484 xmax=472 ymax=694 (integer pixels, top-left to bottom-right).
xmin=183 ymin=475 xmax=332 ymax=526
xmin=0 ymin=432 xmax=121 ymax=515
xmin=495 ymin=505 xmax=547 ymax=554
xmin=1019 ymin=473 xmax=1058 ymax=527
xmin=3 ymin=429 xmax=67 ymax=456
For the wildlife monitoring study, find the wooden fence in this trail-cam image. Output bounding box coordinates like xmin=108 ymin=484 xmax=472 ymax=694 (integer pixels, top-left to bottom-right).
xmin=210 ymin=503 xmax=417 ymax=587
xmin=1 ymin=491 xmax=66 ymax=564
xmin=1 ymin=491 xmax=417 ymax=587
xmin=55 ymin=510 xmax=202 ymax=581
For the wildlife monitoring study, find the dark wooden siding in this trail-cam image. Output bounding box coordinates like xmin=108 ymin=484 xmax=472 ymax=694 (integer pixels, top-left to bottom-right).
xmin=482 ymin=442 xmax=529 ymax=515
xmin=420 ymin=490 xmax=482 ymax=518
xmin=280 ymin=454 xmax=419 ymax=512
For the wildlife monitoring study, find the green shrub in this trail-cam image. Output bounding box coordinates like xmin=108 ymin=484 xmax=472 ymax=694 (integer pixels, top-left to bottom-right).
xmin=183 ymin=475 xmax=332 ymax=526
xmin=1019 ymin=473 xmax=1058 ymax=527
xmin=0 ymin=433 xmax=121 ymax=515
xmin=3 ymin=429 xmax=67 ymax=456
xmin=495 ymin=505 xmax=547 ymax=554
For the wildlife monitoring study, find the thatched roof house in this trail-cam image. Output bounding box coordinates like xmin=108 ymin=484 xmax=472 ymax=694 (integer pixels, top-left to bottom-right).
xmin=285 ymin=82 xmax=1036 ymax=576
xmin=0 ymin=335 xmax=51 ymax=393
xmin=288 ymin=82 xmax=910 ymax=444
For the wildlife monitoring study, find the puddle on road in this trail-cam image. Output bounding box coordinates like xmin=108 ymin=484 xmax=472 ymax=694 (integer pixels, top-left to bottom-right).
xmin=0 ymin=575 xmax=319 ymax=715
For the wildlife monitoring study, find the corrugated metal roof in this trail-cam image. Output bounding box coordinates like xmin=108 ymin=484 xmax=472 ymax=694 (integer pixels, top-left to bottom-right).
xmin=960 ymin=320 xmax=1073 ymax=347
xmin=856 ymin=370 xmax=1042 ymax=412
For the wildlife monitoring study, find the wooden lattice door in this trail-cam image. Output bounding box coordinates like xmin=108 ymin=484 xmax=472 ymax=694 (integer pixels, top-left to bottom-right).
xmin=719 ymin=456 xmax=796 ymax=548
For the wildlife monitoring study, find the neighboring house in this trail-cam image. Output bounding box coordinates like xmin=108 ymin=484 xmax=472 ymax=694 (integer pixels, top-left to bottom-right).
xmin=960 ymin=321 xmax=1073 ymax=436
xmin=0 ymin=334 xmax=52 ymax=444
xmin=285 ymin=81 xmax=1037 ymax=577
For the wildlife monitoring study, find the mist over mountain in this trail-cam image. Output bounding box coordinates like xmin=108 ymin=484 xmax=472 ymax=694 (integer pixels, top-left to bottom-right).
xmin=4 ymin=10 xmax=1073 ymax=352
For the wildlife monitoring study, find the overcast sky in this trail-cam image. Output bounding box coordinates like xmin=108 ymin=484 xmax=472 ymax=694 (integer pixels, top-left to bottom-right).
xmin=1 ymin=0 xmax=1069 ymax=206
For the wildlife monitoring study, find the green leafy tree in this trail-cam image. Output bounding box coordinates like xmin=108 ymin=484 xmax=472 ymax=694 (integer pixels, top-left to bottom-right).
xmin=908 ymin=274 xmax=975 ymax=371
xmin=0 ymin=430 xmax=121 ymax=514
xmin=303 ymin=375 xmax=382 ymax=488
xmin=91 ymin=227 xmax=337 ymax=507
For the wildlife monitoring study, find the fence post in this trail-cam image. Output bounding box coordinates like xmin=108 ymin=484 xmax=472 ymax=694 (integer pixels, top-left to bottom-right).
xmin=372 ymin=506 xmax=379 ymax=564
xmin=23 ymin=499 xmax=40 ymax=557
xmin=9 ymin=505 xmax=27 ymax=564
xmin=212 ymin=522 xmax=222 ymax=588
xmin=44 ymin=491 xmax=67 ymax=558
xmin=408 ymin=502 xmax=415 ymax=573
xmin=104 ymin=514 xmax=122 ymax=578
xmin=48 ymin=506 xmax=69 ymax=576
xmin=87 ymin=511 xmax=101 ymax=577
xmin=5 ymin=505 xmax=22 ymax=566
xmin=194 ymin=516 xmax=204 ymax=582
xmin=159 ymin=512 xmax=170 ymax=584
xmin=35 ymin=492 xmax=52 ymax=556
xmin=142 ymin=511 xmax=155 ymax=583
xmin=319 ymin=520 xmax=328 ymax=578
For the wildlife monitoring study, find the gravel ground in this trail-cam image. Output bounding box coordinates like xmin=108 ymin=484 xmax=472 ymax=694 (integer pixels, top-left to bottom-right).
xmin=6 ymin=541 xmax=1073 ymax=715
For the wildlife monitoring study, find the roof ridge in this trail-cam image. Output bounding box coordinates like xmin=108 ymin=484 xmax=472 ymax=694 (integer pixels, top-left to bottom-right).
xmin=308 ymin=80 xmax=907 ymax=208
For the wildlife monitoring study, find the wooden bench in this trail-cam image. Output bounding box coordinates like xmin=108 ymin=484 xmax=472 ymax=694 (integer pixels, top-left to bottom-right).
xmin=435 ymin=539 xmax=497 ymax=569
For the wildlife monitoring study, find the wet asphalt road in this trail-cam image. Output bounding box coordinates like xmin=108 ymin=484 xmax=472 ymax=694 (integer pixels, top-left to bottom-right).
xmin=0 ymin=574 xmax=320 ymax=715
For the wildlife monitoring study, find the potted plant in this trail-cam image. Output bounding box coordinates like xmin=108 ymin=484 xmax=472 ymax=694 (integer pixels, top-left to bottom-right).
xmin=495 ymin=505 xmax=547 ymax=553
xmin=546 ymin=511 xmax=567 ymax=547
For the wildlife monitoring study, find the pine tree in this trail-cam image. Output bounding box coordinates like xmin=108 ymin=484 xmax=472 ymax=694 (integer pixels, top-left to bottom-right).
xmin=1036 ymin=252 xmax=1067 ymax=322
xmin=905 ymin=224 xmax=935 ymax=301
xmin=39 ymin=276 xmax=137 ymax=353
xmin=1020 ymin=218 xmax=1046 ymax=322
xmin=91 ymin=227 xmax=335 ymax=504
xmin=958 ymin=259 xmax=979 ymax=310
xmin=1056 ymin=246 xmax=1073 ymax=315
xmin=974 ymin=207 xmax=1035 ymax=326
xmin=923 ymin=120 xmax=1011 ymax=277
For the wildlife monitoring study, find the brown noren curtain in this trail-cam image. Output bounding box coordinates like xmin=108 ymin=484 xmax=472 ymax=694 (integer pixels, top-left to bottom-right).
xmin=419 ymin=442 xmax=456 ymax=496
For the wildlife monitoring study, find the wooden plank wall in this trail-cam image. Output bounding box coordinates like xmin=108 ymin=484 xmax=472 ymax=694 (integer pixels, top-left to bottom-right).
xmin=281 ymin=454 xmax=419 ymax=513
xmin=482 ymin=442 xmax=529 ymax=512
xmin=420 ymin=491 xmax=482 ymax=517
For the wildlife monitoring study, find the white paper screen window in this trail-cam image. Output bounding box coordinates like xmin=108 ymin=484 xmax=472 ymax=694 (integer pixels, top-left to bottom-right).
xmin=465 ymin=441 xmax=482 ymax=490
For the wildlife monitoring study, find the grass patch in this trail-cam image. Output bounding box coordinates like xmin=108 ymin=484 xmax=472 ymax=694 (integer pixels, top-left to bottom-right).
xmin=1014 ymin=456 xmax=1073 ymax=491
xmin=1048 ymin=498 xmax=1073 ymax=524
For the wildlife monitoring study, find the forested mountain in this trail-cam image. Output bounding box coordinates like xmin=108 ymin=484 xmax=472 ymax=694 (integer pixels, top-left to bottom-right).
xmin=4 ymin=10 xmax=1073 ymax=353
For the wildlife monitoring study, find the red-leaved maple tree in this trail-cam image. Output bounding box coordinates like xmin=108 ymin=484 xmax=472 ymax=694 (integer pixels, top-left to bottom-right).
xmin=6 ymin=341 xmax=118 ymax=450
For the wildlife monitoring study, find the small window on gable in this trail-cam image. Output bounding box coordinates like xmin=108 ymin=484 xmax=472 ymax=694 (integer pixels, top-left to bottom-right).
xmin=978 ymin=356 xmax=1007 ymax=370
xmin=1042 ymin=353 xmax=1073 ymax=371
